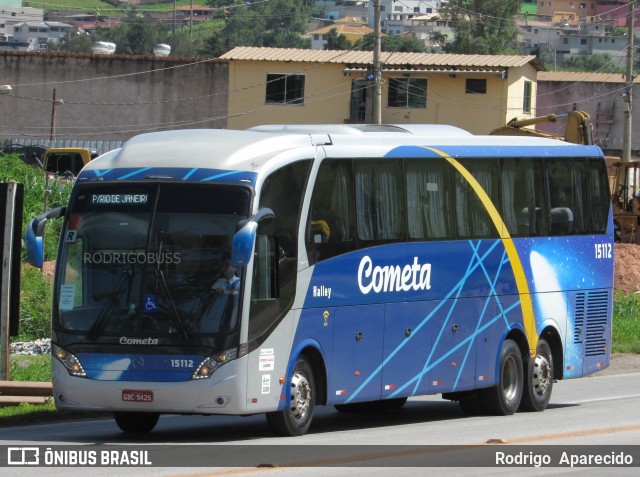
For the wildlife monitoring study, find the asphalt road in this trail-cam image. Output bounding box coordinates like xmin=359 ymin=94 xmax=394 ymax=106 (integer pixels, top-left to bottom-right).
xmin=1 ymin=367 xmax=639 ymax=477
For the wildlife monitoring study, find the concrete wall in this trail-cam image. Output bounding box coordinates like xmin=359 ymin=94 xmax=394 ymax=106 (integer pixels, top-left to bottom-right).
xmin=0 ymin=51 xmax=228 ymax=142
xmin=536 ymin=76 xmax=640 ymax=155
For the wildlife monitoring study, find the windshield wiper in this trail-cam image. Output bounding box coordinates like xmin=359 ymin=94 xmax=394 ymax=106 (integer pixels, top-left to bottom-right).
xmin=88 ymin=268 xmax=134 ymax=340
xmin=156 ymin=269 xmax=190 ymax=340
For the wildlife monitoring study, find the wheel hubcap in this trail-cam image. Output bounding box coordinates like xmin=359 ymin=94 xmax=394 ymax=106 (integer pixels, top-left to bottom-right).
xmin=290 ymin=371 xmax=311 ymax=421
xmin=532 ymin=354 xmax=551 ymax=396
xmin=503 ymin=356 xmax=519 ymax=401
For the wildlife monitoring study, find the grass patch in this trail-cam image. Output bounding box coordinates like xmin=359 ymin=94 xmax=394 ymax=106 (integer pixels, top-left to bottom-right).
xmin=9 ymin=355 xmax=52 ymax=382
xmin=0 ymin=403 xmax=110 ymax=428
xmin=613 ymin=292 xmax=640 ymax=353
xmin=1 ymin=356 xmax=109 ymax=426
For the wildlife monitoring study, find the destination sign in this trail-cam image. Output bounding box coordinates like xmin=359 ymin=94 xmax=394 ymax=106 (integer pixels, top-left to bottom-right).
xmin=90 ymin=194 xmax=149 ymax=205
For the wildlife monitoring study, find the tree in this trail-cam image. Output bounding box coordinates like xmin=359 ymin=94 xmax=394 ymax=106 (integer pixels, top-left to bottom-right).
xmin=559 ymin=52 xmax=624 ymax=74
xmin=51 ymin=31 xmax=93 ymax=54
xmin=324 ymin=28 xmax=352 ymax=50
xmin=201 ymin=0 xmax=317 ymax=57
xmin=353 ymin=33 xmax=427 ymax=53
xmin=442 ymin=0 xmax=520 ymax=54
xmin=98 ymin=8 xmax=169 ymax=55
xmin=380 ymin=35 xmax=427 ymax=53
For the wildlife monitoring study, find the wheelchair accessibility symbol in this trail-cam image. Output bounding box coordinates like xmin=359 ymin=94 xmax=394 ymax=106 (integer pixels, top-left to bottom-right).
xmin=144 ymin=295 xmax=160 ymax=313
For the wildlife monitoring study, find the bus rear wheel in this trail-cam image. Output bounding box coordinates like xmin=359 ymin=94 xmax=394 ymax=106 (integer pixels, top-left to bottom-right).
xmin=113 ymin=412 xmax=159 ymax=434
xmin=520 ymin=338 xmax=554 ymax=412
xmin=480 ymin=339 xmax=523 ymax=415
xmin=266 ymin=355 xmax=315 ymax=436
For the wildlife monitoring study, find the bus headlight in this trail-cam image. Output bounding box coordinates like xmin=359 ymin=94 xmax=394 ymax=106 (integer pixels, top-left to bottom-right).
xmin=52 ymin=344 xmax=87 ymax=377
xmin=192 ymin=347 xmax=239 ymax=380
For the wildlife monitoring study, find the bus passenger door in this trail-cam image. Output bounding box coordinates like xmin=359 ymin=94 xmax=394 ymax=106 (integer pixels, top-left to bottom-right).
xmin=331 ymin=304 xmax=384 ymax=404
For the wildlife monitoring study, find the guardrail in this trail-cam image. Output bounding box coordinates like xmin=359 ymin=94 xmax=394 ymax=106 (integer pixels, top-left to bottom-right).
xmin=0 ymin=380 xmax=52 ymax=405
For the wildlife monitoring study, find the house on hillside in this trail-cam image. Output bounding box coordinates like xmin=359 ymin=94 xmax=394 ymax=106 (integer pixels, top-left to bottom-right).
xmin=3 ymin=21 xmax=75 ymax=51
xmin=308 ymin=17 xmax=373 ymax=50
xmin=220 ymin=46 xmax=544 ymax=134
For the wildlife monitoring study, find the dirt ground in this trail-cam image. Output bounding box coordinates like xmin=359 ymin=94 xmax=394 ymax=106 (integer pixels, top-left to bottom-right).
xmin=594 ymin=353 xmax=640 ymax=376
xmin=614 ymin=243 xmax=640 ymax=295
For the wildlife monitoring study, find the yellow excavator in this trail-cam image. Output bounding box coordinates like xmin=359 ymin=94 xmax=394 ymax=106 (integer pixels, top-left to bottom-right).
xmin=489 ymin=110 xmax=593 ymax=145
xmin=491 ymin=110 xmax=638 ymax=242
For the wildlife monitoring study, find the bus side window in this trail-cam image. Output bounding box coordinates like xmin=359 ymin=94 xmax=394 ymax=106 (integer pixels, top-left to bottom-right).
xmin=406 ymin=159 xmax=453 ymax=240
xmin=455 ymin=159 xmax=499 ymax=239
xmin=500 ymin=158 xmax=547 ymax=237
xmin=249 ymin=160 xmax=312 ymax=341
xmin=305 ymin=159 xmax=355 ymax=264
xmin=587 ymin=158 xmax=609 ymax=234
xmin=252 ymin=235 xmax=277 ymax=301
xmin=354 ymin=160 xmax=406 ymax=244
xmin=548 ymin=158 xmax=581 ymax=236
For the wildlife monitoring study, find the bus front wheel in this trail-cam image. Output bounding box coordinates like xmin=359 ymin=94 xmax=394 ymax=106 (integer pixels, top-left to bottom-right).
xmin=520 ymin=338 xmax=554 ymax=412
xmin=480 ymin=339 xmax=523 ymax=415
xmin=113 ymin=411 xmax=159 ymax=434
xmin=266 ymin=355 xmax=315 ymax=436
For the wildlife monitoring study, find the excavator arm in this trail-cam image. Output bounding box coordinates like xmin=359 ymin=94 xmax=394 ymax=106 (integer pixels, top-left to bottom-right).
xmin=490 ymin=110 xmax=593 ymax=145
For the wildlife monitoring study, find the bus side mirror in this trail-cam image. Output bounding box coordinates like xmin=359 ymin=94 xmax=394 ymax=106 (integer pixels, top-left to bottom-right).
xmin=231 ymin=208 xmax=274 ymax=268
xmin=25 ymin=206 xmax=66 ymax=268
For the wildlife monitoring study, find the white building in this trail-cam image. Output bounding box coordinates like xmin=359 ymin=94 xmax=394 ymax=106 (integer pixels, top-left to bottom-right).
xmin=2 ymin=21 xmax=74 ymax=51
xmin=368 ymin=0 xmax=447 ymax=36
xmin=519 ymin=19 xmax=630 ymax=62
xmin=0 ymin=6 xmax=43 ymax=43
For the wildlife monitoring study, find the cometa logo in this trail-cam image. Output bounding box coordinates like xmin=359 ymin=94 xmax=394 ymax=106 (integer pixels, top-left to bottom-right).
xmin=358 ymin=255 xmax=432 ymax=294
xmin=119 ymin=336 xmax=159 ymax=345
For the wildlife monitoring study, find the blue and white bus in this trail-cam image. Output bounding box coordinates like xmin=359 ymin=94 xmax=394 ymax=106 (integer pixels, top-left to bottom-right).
xmin=26 ymin=124 xmax=613 ymax=436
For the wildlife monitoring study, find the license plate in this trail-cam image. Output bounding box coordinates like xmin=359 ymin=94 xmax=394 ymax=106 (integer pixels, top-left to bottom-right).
xmin=122 ymin=389 xmax=153 ymax=403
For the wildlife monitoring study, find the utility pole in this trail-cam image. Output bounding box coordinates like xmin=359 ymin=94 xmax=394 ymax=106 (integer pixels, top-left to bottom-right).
xmin=49 ymin=89 xmax=63 ymax=141
xmin=173 ymin=0 xmax=177 ymax=43
xmin=372 ymin=0 xmax=382 ymax=125
xmin=622 ymin=0 xmax=635 ymax=163
xmin=1 ymin=182 xmax=17 ymax=380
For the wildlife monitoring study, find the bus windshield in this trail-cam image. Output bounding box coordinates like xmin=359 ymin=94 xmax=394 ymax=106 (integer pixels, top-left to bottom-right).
xmin=56 ymin=182 xmax=251 ymax=341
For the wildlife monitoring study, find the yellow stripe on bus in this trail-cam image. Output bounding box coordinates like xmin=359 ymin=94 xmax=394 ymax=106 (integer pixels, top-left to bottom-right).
xmin=423 ymin=147 xmax=538 ymax=356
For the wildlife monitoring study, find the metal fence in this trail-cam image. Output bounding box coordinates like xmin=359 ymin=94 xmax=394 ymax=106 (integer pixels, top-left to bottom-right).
xmin=1 ymin=137 xmax=124 ymax=155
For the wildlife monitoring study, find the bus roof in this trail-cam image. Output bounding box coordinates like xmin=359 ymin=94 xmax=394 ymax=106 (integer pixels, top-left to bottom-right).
xmin=82 ymin=125 xmax=603 ymax=178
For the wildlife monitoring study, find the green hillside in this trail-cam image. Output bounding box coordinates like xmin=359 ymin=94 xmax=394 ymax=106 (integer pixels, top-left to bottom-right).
xmin=25 ymin=0 xmax=211 ymax=14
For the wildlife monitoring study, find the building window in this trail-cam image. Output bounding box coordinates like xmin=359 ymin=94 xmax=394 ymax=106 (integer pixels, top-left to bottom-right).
xmin=265 ymin=74 xmax=305 ymax=104
xmin=465 ymin=78 xmax=487 ymax=94
xmin=523 ymin=81 xmax=532 ymax=114
xmin=388 ymin=78 xmax=427 ymax=108
xmin=580 ymin=38 xmax=587 ymax=45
